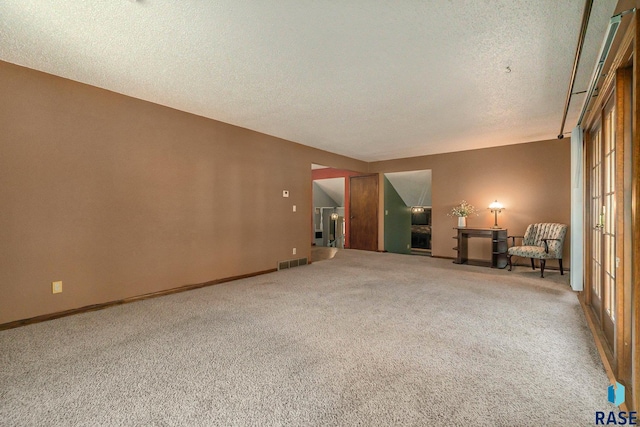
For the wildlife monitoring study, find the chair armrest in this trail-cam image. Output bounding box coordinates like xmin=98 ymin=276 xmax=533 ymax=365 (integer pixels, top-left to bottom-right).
xmin=541 ymin=238 xmax=561 ymax=253
xmin=507 ymin=235 xmax=524 ymax=246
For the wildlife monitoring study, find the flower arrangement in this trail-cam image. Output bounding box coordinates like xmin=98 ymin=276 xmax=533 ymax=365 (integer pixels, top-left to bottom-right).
xmin=449 ymin=200 xmax=478 ymax=217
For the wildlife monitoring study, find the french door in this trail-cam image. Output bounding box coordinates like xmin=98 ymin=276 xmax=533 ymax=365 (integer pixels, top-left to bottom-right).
xmin=588 ymin=94 xmax=616 ymax=349
xmin=580 ymin=11 xmax=637 ymax=408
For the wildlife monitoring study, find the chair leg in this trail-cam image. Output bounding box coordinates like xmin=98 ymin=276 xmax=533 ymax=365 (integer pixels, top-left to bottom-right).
xmin=508 ymin=255 xmax=513 ymax=271
xmin=540 ymin=259 xmax=545 ymax=278
xmin=531 ymin=258 xmax=535 ymax=270
xmin=559 ymin=259 xmax=564 ymax=275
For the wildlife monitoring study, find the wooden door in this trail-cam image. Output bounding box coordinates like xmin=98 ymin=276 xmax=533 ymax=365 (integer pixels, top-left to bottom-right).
xmin=579 ymin=17 xmax=637 ymax=411
xmin=587 ymin=95 xmax=617 ymax=349
xmin=350 ymin=175 xmax=378 ymax=251
xmin=588 ymin=123 xmax=604 ymax=324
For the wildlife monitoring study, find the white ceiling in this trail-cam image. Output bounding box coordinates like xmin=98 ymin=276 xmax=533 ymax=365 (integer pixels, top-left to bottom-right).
xmin=0 ymin=0 xmax=618 ymax=161
xmin=313 ymin=178 xmax=345 ymax=206
xmin=385 ymin=170 xmax=432 ymax=208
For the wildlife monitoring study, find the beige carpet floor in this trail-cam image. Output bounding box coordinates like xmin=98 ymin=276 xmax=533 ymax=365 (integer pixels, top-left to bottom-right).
xmin=0 ymin=250 xmax=616 ymax=426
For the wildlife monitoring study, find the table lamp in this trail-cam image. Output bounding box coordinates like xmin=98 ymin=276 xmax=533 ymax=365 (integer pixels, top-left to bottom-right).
xmin=489 ymin=200 xmax=504 ymax=229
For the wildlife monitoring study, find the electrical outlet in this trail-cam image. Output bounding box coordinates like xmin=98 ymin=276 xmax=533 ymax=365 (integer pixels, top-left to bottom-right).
xmin=282 ymin=190 xmax=289 ymax=198
xmin=52 ymin=281 xmax=62 ymax=294
xmin=293 ymin=248 xmax=297 ymax=255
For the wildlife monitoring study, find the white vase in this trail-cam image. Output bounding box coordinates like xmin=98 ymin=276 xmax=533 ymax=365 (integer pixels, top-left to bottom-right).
xmin=458 ymin=217 xmax=467 ymax=228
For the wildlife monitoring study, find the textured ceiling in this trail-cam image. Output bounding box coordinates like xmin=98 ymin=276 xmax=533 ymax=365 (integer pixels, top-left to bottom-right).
xmin=0 ymin=1 xmax=618 ymax=161
xmin=313 ymin=178 xmax=345 ymax=206
xmin=385 ymin=171 xmax=432 ymax=208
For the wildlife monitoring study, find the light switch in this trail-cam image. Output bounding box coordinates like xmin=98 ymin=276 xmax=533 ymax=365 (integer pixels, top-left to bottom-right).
xmin=282 ymin=190 xmax=289 ymax=198
xmin=293 ymin=205 xmax=296 ymax=212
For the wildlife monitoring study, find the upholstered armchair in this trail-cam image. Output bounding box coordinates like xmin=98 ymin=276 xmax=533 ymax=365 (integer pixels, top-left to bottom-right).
xmin=507 ymin=223 xmax=568 ymax=278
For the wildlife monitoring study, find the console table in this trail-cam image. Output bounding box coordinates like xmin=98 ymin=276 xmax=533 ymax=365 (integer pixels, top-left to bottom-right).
xmin=452 ymin=227 xmax=508 ymax=269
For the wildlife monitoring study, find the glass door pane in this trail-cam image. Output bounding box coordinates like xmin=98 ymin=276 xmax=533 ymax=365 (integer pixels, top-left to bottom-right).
xmin=590 ymin=126 xmax=603 ymax=318
xmin=587 ymin=92 xmax=616 ymax=350
xmin=602 ymin=102 xmax=616 ymax=344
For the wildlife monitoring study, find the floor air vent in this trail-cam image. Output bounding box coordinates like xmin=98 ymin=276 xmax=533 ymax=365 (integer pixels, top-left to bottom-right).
xmin=277 ymin=257 xmax=308 ymax=271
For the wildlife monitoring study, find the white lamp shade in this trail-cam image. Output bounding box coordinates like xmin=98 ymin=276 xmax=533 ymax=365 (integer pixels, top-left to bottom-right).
xmin=489 ymin=200 xmax=504 ymax=210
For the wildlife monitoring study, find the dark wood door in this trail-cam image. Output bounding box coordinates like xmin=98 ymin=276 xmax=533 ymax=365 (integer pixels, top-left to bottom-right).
xmin=349 ymin=174 xmax=378 ymax=251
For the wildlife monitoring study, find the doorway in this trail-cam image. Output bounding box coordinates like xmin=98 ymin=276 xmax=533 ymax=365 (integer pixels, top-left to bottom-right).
xmin=581 ymin=50 xmax=636 ymax=407
xmin=312 ymin=177 xmax=345 ymax=249
xmin=311 ymin=165 xmax=379 ymax=253
xmin=384 ymin=170 xmax=432 ymax=255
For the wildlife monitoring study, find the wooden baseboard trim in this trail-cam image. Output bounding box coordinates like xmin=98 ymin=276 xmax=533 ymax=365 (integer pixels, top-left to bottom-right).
xmin=0 ymin=268 xmax=277 ymax=331
xmin=578 ymin=292 xmax=629 ymax=412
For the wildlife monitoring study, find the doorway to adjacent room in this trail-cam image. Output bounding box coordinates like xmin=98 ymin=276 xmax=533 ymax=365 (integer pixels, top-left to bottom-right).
xmin=312 ymin=177 xmax=345 ymax=249
xmin=383 ymin=170 xmax=432 ymax=256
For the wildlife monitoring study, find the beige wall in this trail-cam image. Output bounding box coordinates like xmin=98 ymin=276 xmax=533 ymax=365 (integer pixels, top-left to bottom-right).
xmin=370 ymin=140 xmax=571 ymax=262
xmin=0 ymin=61 xmax=367 ymax=324
xmin=0 ymin=60 xmax=571 ymax=325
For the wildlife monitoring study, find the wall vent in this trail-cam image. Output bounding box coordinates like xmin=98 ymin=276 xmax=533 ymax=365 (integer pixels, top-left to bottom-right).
xmin=277 ymin=257 xmax=308 ymax=271
xmin=278 ymin=261 xmax=290 ymax=270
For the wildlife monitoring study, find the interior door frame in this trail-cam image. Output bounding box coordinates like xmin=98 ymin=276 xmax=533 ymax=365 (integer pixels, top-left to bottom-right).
xmin=584 ymin=63 xmax=627 ymax=385
xmin=581 ymin=12 xmax=637 ymax=410
xmin=615 ymin=66 xmax=634 ymax=396
xmin=631 ymin=9 xmax=640 ymax=411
